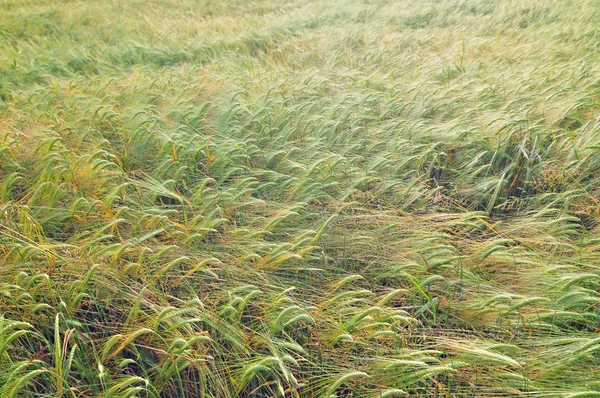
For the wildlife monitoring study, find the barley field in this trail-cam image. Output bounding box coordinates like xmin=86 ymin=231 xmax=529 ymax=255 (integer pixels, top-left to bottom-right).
xmin=2 ymin=0 xmax=600 ymax=396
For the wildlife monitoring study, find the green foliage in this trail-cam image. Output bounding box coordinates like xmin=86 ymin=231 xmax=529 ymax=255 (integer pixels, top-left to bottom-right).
xmin=1 ymin=0 xmax=600 ymax=396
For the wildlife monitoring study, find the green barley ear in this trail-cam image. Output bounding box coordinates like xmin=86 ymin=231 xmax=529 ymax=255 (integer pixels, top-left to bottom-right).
xmin=103 ymin=328 xmax=155 ymax=361
xmin=324 ymin=371 xmax=369 ymax=397
xmin=53 ymin=313 xmax=64 ymax=394
xmin=0 ymin=316 xmax=32 ymax=359
xmin=104 ymin=376 xmax=149 ymax=398
xmin=1 ymin=362 xmax=48 ymax=398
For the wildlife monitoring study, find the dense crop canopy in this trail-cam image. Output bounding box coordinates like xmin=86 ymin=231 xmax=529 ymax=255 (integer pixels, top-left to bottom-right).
xmin=2 ymin=0 xmax=600 ymax=396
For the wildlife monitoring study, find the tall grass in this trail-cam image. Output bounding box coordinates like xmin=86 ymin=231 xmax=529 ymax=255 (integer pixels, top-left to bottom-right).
xmin=2 ymin=0 xmax=600 ymax=396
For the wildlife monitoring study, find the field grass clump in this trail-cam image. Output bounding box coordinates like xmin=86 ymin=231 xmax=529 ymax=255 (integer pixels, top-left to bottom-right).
xmin=2 ymin=0 xmax=600 ymax=396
